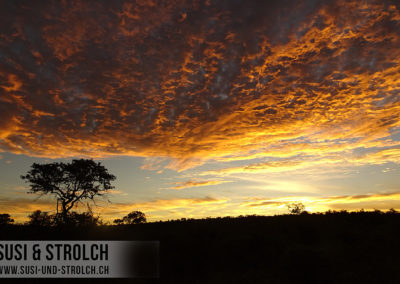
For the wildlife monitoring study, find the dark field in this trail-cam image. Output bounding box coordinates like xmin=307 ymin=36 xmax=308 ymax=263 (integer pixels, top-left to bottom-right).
xmin=1 ymin=211 xmax=400 ymax=284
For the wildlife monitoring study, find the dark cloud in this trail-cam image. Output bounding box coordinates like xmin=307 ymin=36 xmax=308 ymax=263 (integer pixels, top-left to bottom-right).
xmin=1 ymin=0 xmax=400 ymax=169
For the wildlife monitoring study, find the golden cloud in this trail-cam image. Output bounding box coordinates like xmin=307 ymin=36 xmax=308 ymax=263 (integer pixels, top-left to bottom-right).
xmin=0 ymin=197 xmax=56 ymax=222
xmin=170 ymin=179 xmax=231 ymax=190
xmin=0 ymin=0 xmax=399 ymax=172
xmin=243 ymin=191 xmax=400 ymax=213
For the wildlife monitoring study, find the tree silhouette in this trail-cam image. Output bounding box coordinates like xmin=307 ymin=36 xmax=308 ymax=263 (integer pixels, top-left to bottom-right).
xmin=21 ymin=159 xmax=116 ymax=223
xmin=0 ymin=213 xmax=14 ymax=225
xmin=52 ymin=211 xmax=101 ymax=227
xmin=114 ymin=211 xmax=146 ymax=224
xmin=287 ymin=202 xmax=306 ymax=215
xmin=113 ymin=218 xmax=124 ymax=225
xmin=27 ymin=210 xmax=52 ymax=226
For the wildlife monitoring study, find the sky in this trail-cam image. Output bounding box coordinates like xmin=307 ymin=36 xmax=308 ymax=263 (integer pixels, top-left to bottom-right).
xmin=1 ymin=0 xmax=400 ymax=223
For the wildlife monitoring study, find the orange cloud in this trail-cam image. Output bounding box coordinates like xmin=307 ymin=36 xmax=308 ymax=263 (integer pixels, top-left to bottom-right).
xmin=0 ymin=197 xmax=56 ymax=222
xmin=1 ymin=74 xmax=22 ymax=92
xmin=170 ymin=179 xmax=230 ymax=190
xmin=75 ymin=196 xmax=228 ymax=222
xmin=0 ymin=0 xmax=399 ymax=173
xmin=242 ymin=191 xmax=400 ymax=213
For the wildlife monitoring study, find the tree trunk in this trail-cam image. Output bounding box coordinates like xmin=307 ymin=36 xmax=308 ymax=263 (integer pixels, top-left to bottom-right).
xmin=61 ymin=202 xmax=68 ymax=224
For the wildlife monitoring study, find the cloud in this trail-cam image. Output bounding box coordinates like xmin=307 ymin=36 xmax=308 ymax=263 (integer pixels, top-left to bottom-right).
xmin=140 ymin=157 xmax=167 ymax=171
xmin=107 ymin=189 xmax=128 ymax=196
xmin=246 ymin=201 xmax=286 ymax=207
xmin=0 ymin=196 xmax=56 ymax=222
xmin=323 ymin=191 xmax=400 ymax=203
xmin=242 ymin=191 xmax=400 ymax=212
xmin=109 ymin=196 xmax=225 ymax=210
xmin=202 ymin=160 xmax=311 ymax=176
xmin=76 ymin=196 xmax=229 ymax=221
xmin=0 ymin=0 xmax=400 ymax=172
xmin=169 ymin=179 xmax=230 ymax=190
xmin=199 ymin=145 xmax=400 ymax=177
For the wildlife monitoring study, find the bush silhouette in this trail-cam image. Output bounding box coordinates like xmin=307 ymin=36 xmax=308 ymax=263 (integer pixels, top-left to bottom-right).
xmin=27 ymin=210 xmax=52 ymax=226
xmin=26 ymin=209 xmax=101 ymax=227
xmin=287 ymin=202 xmax=306 ymax=215
xmin=114 ymin=211 xmax=146 ymax=224
xmin=0 ymin=213 xmax=14 ymax=225
xmin=52 ymin=211 xmax=101 ymax=227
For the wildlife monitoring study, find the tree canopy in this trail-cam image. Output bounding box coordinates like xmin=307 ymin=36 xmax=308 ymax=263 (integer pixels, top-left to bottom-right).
xmin=0 ymin=213 xmax=14 ymax=225
xmin=287 ymin=202 xmax=306 ymax=215
xmin=21 ymin=159 xmax=116 ymax=221
xmin=27 ymin=210 xmax=52 ymax=226
xmin=114 ymin=211 xmax=147 ymax=225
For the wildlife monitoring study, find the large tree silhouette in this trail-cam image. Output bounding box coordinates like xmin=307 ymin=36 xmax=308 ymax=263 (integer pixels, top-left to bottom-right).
xmin=21 ymin=159 xmax=116 ymax=222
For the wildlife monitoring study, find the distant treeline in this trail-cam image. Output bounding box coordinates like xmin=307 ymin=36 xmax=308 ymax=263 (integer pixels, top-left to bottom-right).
xmin=1 ymin=208 xmax=399 ymax=227
xmin=0 ymin=209 xmax=147 ymax=227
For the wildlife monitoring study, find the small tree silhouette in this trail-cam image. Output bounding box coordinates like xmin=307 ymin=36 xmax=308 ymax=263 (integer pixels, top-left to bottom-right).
xmin=287 ymin=202 xmax=306 ymax=215
xmin=114 ymin=211 xmax=146 ymax=225
xmin=113 ymin=218 xmax=124 ymax=225
xmin=27 ymin=210 xmax=52 ymax=226
xmin=21 ymin=159 xmax=116 ymax=223
xmin=53 ymin=211 xmax=101 ymax=227
xmin=0 ymin=213 xmax=14 ymax=225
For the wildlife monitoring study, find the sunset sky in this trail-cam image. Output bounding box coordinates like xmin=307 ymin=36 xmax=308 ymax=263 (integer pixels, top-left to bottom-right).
xmin=1 ymin=0 xmax=400 ymax=222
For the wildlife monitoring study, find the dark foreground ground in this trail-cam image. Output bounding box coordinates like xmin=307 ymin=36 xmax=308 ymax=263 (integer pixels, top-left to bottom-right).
xmin=1 ymin=211 xmax=400 ymax=284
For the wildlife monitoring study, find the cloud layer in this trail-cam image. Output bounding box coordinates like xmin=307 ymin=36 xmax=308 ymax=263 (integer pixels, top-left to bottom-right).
xmin=1 ymin=0 xmax=400 ymax=171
